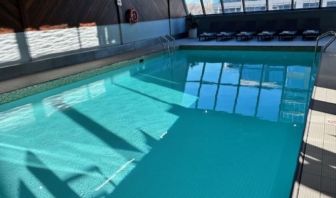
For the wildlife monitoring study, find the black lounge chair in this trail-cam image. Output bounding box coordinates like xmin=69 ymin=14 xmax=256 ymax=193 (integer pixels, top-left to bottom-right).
xmin=278 ymin=19 xmax=298 ymax=41
xmin=302 ymin=18 xmax=320 ymax=40
xmin=236 ymin=31 xmax=255 ymax=41
xmin=302 ymin=30 xmax=320 ymax=40
xmin=199 ymin=32 xmax=216 ymax=41
xmin=278 ymin=31 xmax=297 ymax=41
xmin=216 ymin=32 xmax=236 ymax=41
xmin=257 ymin=31 xmax=276 ymax=41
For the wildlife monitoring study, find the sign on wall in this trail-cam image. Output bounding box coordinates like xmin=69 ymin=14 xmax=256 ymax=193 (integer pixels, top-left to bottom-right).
xmin=117 ymin=0 xmax=122 ymax=6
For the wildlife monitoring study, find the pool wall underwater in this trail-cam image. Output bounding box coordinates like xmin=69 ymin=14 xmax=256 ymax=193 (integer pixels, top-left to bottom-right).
xmin=0 ymin=48 xmax=319 ymax=198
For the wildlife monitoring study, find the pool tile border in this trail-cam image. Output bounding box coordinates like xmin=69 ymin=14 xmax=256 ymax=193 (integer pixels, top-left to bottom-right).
xmin=0 ymin=51 xmax=165 ymax=105
xmin=180 ymin=45 xmax=320 ymax=52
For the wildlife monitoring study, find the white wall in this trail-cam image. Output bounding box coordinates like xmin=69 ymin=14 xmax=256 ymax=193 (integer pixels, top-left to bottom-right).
xmin=26 ymin=25 xmax=121 ymax=59
xmin=171 ymin=18 xmax=186 ymax=35
xmin=121 ymin=19 xmax=170 ymax=43
xmin=121 ymin=18 xmax=186 ymax=43
xmin=0 ymin=33 xmax=22 ymax=65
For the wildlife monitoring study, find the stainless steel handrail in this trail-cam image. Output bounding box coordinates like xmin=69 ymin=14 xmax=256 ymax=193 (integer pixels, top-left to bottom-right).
xmin=165 ymin=35 xmax=176 ymax=51
xmin=314 ymin=31 xmax=336 ymax=65
xmin=160 ymin=36 xmax=170 ymax=53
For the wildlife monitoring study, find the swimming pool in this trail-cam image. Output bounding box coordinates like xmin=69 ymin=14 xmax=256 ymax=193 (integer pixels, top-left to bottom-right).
xmin=0 ymin=49 xmax=317 ymax=198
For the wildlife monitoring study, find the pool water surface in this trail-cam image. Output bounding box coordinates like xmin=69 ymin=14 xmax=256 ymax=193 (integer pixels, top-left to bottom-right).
xmin=0 ymin=50 xmax=317 ymax=198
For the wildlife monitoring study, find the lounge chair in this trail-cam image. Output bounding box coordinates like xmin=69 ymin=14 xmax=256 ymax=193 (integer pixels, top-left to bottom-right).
xmin=302 ymin=30 xmax=320 ymax=40
xmin=278 ymin=31 xmax=297 ymax=41
xmin=216 ymin=32 xmax=236 ymax=41
xmin=236 ymin=31 xmax=255 ymax=41
xmin=199 ymin=32 xmax=217 ymax=41
xmin=257 ymin=31 xmax=276 ymax=41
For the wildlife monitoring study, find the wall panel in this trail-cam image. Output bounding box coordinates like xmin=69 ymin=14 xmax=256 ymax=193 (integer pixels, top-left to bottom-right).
xmin=21 ymin=0 xmax=119 ymax=30
xmin=171 ymin=0 xmax=188 ymax=18
xmin=121 ymin=0 xmax=169 ymax=22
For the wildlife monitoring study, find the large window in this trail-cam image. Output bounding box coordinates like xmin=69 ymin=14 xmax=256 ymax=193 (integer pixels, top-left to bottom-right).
xmin=322 ymin=0 xmax=336 ymax=7
xmin=245 ymin=0 xmax=267 ymax=11
xmin=185 ymin=0 xmax=204 ymax=15
xmin=268 ymin=0 xmax=292 ymax=10
xmin=294 ymin=0 xmax=319 ymax=8
xmin=223 ymin=0 xmax=244 ymax=13
xmin=203 ymin=0 xmax=223 ymax=14
xmin=184 ymin=0 xmax=335 ymax=15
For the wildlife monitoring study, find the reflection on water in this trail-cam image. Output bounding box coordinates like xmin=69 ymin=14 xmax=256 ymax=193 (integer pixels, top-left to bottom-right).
xmin=0 ymin=50 xmax=316 ymax=198
xmin=182 ymin=61 xmax=313 ymax=123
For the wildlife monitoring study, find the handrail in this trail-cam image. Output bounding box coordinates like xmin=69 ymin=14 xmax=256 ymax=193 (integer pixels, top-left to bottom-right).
xmin=314 ymin=31 xmax=336 ymax=65
xmin=160 ymin=35 xmax=177 ymax=55
xmin=160 ymin=36 xmax=171 ymax=53
xmin=165 ymin=35 xmax=176 ymax=51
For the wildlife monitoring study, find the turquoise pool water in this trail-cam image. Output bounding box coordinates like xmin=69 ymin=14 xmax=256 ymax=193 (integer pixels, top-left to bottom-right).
xmin=0 ymin=50 xmax=317 ymax=198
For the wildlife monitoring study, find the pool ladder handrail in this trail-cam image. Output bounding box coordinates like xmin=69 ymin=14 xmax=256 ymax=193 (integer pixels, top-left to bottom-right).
xmin=314 ymin=31 xmax=336 ymax=65
xmin=160 ymin=36 xmax=171 ymax=54
xmin=165 ymin=35 xmax=176 ymax=52
xmin=160 ymin=35 xmax=176 ymax=54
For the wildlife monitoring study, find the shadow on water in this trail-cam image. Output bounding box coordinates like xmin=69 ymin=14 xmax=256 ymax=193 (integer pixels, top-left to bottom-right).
xmin=113 ymin=82 xmax=174 ymax=106
xmin=64 ymin=166 xmax=114 ymax=187
xmin=106 ymin=53 xmax=318 ymax=197
xmin=26 ymin=151 xmax=80 ymax=198
xmin=108 ymin=104 xmax=302 ymax=198
xmin=0 ymin=50 xmax=322 ymax=197
xmin=138 ymin=129 xmax=159 ymax=147
xmin=57 ymin=103 xmax=141 ymax=153
xmin=19 ymin=181 xmax=36 ymax=198
xmin=0 ymin=185 xmax=8 ymax=198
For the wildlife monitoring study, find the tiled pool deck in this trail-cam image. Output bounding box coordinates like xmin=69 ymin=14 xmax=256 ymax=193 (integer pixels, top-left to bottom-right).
xmin=0 ymin=37 xmax=335 ymax=197
xmin=293 ymin=46 xmax=336 ymax=198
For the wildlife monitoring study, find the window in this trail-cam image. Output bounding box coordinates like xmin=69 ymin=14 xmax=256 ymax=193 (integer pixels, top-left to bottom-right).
xmin=198 ymin=84 xmax=217 ymax=109
xmin=245 ymin=0 xmax=267 ymax=12
xmin=285 ymin=66 xmax=311 ymax=90
xmin=294 ymin=0 xmax=319 ymax=8
xmin=236 ymin=86 xmax=259 ymax=116
xmin=185 ymin=0 xmax=204 ymax=15
xmin=220 ymin=63 xmax=240 ymax=85
xmin=215 ymin=85 xmax=238 ymax=113
xmin=268 ymin=0 xmax=292 ymax=10
xmin=203 ymin=0 xmax=223 ymax=14
xmin=203 ymin=63 xmax=222 ymax=83
xmin=322 ymin=0 xmax=336 ymax=7
xmin=223 ymin=0 xmax=243 ymax=13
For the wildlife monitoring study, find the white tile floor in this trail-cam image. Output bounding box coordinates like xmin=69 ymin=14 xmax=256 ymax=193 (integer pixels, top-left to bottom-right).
xmin=295 ymin=108 xmax=336 ymax=198
xmin=294 ymin=85 xmax=336 ymax=196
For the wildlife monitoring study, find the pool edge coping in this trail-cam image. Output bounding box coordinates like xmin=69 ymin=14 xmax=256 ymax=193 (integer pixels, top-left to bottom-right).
xmin=180 ymin=45 xmax=321 ymax=52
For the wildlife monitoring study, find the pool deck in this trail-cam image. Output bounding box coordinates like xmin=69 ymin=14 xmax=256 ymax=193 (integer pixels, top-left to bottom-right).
xmin=0 ymin=37 xmax=335 ymax=197
xmin=293 ymin=43 xmax=336 ymax=198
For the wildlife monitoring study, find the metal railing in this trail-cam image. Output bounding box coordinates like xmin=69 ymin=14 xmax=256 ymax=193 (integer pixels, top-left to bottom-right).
xmin=160 ymin=36 xmax=170 ymax=53
xmin=159 ymin=35 xmax=176 ymax=54
xmin=314 ymin=31 xmax=336 ymax=65
xmin=165 ymin=35 xmax=176 ymax=52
